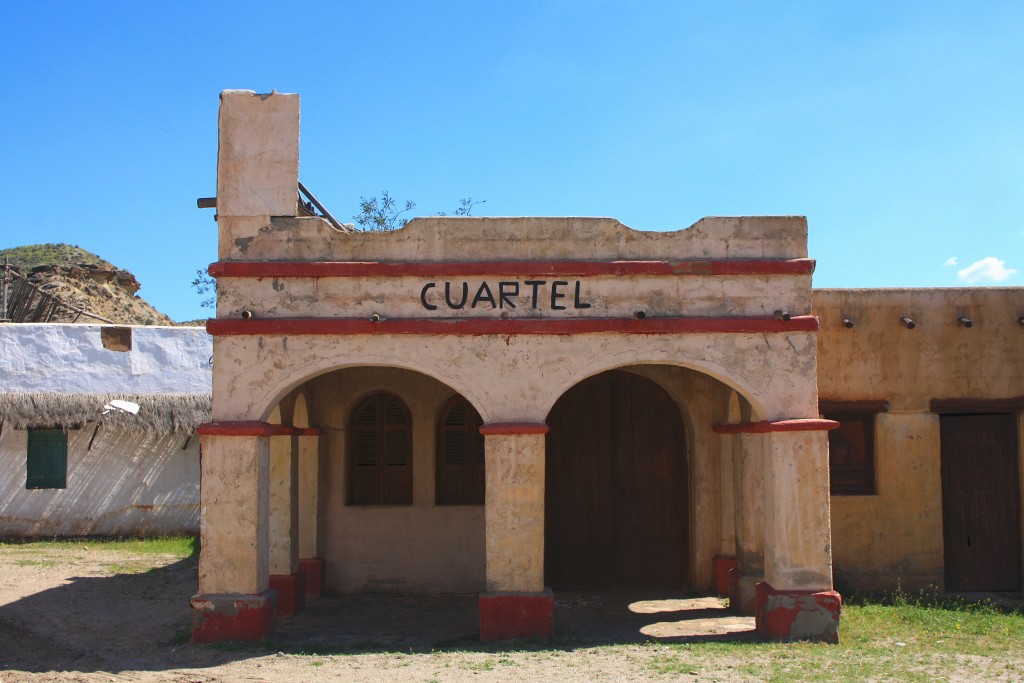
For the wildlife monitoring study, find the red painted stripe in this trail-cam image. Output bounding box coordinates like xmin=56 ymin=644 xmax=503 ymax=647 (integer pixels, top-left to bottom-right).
xmin=207 ymin=315 xmax=818 ymax=336
xmin=208 ymin=258 xmax=815 ymax=279
xmin=197 ymin=421 xmax=317 ymax=437
xmin=713 ymin=418 xmax=840 ymax=434
xmin=479 ymin=422 xmax=550 ymax=435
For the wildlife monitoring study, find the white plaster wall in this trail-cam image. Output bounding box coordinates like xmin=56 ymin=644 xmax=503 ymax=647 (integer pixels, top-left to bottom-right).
xmin=0 ymin=426 xmax=199 ymax=536
xmin=0 ymin=324 xmax=212 ymax=394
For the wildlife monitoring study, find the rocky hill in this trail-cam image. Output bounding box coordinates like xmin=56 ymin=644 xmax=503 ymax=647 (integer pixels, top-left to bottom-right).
xmin=0 ymin=244 xmax=176 ymax=325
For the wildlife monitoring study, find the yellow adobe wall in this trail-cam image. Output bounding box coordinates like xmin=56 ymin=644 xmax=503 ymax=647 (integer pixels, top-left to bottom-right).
xmin=815 ymin=288 xmax=1024 ymax=591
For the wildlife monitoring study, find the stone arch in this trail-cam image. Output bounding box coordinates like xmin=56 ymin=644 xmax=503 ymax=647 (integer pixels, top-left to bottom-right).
xmin=250 ymin=360 xmax=488 ymax=426
xmin=537 ymin=358 xmax=769 ymax=425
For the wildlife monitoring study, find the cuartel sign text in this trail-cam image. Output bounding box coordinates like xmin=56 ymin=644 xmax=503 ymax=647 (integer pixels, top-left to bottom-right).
xmin=420 ymin=280 xmax=591 ymax=311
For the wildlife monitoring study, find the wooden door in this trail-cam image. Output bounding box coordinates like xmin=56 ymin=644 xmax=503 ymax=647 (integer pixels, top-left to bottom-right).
xmin=941 ymin=413 xmax=1021 ymax=591
xmin=545 ymin=370 xmax=689 ymax=589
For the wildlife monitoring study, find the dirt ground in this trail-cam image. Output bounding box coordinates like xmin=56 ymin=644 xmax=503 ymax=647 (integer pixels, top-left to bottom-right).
xmin=0 ymin=545 xmax=762 ymax=682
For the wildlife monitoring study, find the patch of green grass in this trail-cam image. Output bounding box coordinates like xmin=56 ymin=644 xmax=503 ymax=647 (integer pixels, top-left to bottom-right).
xmin=0 ymin=535 xmax=198 ymax=558
xmin=102 ymin=561 xmax=153 ymax=575
xmin=12 ymin=558 xmax=56 ymax=568
xmin=460 ymin=658 xmax=497 ymax=671
xmin=648 ymin=653 xmax=699 ymax=675
xmin=648 ymin=591 xmax=1024 ymax=682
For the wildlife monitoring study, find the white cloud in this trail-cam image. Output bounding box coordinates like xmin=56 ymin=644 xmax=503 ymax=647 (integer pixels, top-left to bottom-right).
xmin=957 ymin=257 xmax=1018 ymax=283
xmin=943 ymin=257 xmax=958 ymax=267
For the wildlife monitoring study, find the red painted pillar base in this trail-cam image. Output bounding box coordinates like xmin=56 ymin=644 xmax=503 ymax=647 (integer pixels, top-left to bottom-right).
xmin=754 ymin=582 xmax=842 ymax=643
xmin=712 ymin=555 xmax=738 ymax=596
xmin=729 ymin=568 xmax=758 ymax=615
xmin=298 ymin=557 xmax=326 ymax=598
xmin=190 ymin=590 xmax=276 ymax=643
xmin=269 ymin=572 xmax=306 ymax=616
xmin=479 ymin=589 xmax=555 ymax=641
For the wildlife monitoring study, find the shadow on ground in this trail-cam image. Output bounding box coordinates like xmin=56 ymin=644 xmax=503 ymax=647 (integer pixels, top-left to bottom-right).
xmin=0 ymin=552 xmax=756 ymax=675
xmin=277 ymin=590 xmax=758 ymax=654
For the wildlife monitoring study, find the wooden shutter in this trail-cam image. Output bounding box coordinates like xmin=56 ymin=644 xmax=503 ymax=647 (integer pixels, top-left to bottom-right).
xmin=825 ymin=412 xmax=875 ymax=495
xmin=26 ymin=429 xmax=67 ymax=489
xmin=436 ymin=396 xmax=485 ymax=505
xmin=348 ymin=394 xmax=412 ymax=505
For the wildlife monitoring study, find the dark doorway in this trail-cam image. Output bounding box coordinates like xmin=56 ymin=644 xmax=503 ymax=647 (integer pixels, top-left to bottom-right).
xmin=940 ymin=413 xmax=1021 ymax=591
xmin=545 ymin=369 xmax=689 ymax=589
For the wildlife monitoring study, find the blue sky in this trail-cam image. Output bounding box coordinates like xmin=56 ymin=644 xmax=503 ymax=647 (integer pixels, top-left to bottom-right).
xmin=2 ymin=1 xmax=1021 ymax=322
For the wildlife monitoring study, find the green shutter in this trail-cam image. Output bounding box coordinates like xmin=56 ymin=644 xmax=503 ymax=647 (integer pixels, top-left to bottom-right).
xmin=26 ymin=429 xmax=67 ymax=489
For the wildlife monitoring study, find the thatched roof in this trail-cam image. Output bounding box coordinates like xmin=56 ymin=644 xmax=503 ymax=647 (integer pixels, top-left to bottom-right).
xmin=0 ymin=392 xmax=211 ymax=432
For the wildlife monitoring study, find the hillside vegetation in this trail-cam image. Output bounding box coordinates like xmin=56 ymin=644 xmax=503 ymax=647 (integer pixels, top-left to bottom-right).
xmin=0 ymin=243 xmax=115 ymax=271
xmin=1 ymin=243 xmax=178 ymax=325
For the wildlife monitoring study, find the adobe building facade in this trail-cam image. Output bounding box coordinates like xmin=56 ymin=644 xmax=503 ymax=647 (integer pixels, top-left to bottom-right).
xmin=191 ymin=91 xmax=1023 ymax=644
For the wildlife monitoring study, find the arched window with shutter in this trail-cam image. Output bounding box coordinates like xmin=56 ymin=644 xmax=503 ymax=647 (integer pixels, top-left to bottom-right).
xmin=436 ymin=395 xmax=485 ymax=505
xmin=348 ymin=393 xmax=413 ymax=505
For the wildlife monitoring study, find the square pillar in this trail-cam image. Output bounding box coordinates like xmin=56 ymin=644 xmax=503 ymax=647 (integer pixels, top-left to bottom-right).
xmin=479 ymin=423 xmax=553 ymax=640
xmin=215 ymin=89 xmax=300 ymax=261
xmin=296 ymin=432 xmax=325 ymax=598
xmin=731 ymin=432 xmax=766 ymax=614
xmin=191 ymin=431 xmax=274 ymax=642
xmin=759 ymin=426 xmax=841 ymax=641
xmin=269 ymin=433 xmax=303 ymax=616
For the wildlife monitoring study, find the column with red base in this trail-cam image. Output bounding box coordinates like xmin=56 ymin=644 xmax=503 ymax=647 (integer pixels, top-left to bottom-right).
xmin=731 ymin=432 xmax=766 ymax=614
xmin=269 ymin=426 xmax=304 ymax=617
xmin=759 ymin=423 xmax=842 ymax=642
xmin=191 ymin=427 xmax=275 ymax=643
xmin=296 ymin=429 xmax=326 ymax=598
xmin=711 ymin=425 xmax=770 ymax=614
xmin=479 ymin=423 xmax=554 ymax=641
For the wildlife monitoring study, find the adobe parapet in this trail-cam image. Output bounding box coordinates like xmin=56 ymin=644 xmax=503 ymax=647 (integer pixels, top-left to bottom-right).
xmin=220 ymin=214 xmax=809 ymax=262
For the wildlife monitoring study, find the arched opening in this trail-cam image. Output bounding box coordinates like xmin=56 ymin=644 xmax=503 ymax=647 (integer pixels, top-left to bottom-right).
xmin=306 ymin=365 xmax=487 ymax=594
xmin=545 ymin=368 xmax=689 ymax=589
